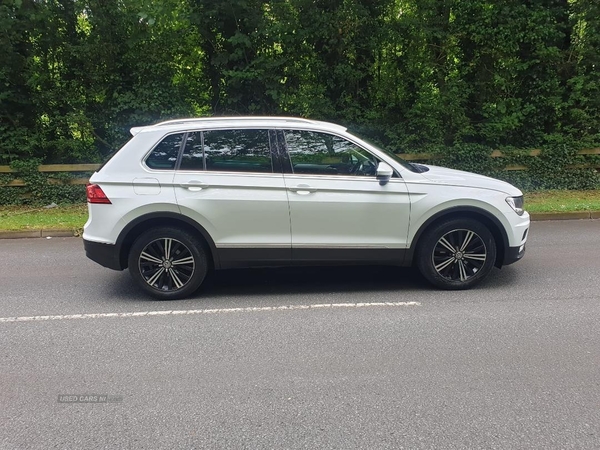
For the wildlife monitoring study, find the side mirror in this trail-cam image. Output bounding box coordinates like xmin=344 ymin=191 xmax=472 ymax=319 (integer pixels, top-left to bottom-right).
xmin=376 ymin=162 xmax=393 ymax=185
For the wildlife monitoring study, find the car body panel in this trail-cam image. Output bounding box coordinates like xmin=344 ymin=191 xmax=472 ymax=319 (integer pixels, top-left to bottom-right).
xmin=282 ymin=174 xmax=411 ymax=249
xmin=417 ymin=165 xmax=523 ymax=196
xmin=173 ymin=171 xmax=291 ymax=248
xmin=405 ymin=183 xmax=529 ymax=248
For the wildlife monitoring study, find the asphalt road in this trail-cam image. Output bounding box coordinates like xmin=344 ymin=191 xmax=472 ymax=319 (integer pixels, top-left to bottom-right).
xmin=1 ymin=220 xmax=600 ymax=449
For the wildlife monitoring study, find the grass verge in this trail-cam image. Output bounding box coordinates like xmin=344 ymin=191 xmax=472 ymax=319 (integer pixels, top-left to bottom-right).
xmin=0 ymin=190 xmax=599 ymax=232
xmin=524 ymin=190 xmax=600 ymax=213
xmin=0 ymin=204 xmax=87 ymax=232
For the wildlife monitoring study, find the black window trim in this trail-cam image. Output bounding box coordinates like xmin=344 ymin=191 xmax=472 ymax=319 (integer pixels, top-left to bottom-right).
xmin=272 ymin=130 xmax=290 ymax=174
xmin=268 ymin=129 xmax=283 ymax=174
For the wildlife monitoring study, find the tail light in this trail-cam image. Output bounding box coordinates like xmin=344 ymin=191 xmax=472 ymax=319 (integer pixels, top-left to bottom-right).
xmin=86 ymin=184 xmax=112 ymax=204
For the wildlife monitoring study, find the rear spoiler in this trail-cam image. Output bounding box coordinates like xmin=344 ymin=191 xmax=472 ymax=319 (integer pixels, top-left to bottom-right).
xmin=130 ymin=127 xmax=144 ymax=136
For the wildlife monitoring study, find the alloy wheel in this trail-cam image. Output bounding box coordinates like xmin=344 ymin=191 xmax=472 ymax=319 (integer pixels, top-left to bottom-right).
xmin=432 ymin=229 xmax=487 ymax=282
xmin=138 ymin=238 xmax=195 ymax=291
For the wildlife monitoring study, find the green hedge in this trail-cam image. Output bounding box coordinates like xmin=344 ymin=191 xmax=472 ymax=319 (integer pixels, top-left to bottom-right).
xmin=435 ymin=142 xmax=600 ymax=191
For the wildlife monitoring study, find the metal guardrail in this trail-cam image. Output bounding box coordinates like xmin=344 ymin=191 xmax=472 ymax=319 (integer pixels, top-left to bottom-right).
xmin=1 ymin=148 xmax=599 ymax=186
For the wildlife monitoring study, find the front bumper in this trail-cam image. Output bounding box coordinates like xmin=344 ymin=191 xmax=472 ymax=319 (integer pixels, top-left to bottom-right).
xmin=503 ymin=242 xmax=526 ymax=266
xmin=83 ymin=239 xmax=124 ymax=271
xmin=502 ymin=209 xmax=529 ymax=266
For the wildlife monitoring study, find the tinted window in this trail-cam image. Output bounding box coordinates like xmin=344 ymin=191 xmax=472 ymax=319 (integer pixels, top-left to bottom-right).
xmin=284 ymin=130 xmax=378 ymax=176
xmin=203 ymin=129 xmax=273 ymax=173
xmin=145 ymin=133 xmax=184 ymax=170
xmin=179 ymin=132 xmax=204 ymax=171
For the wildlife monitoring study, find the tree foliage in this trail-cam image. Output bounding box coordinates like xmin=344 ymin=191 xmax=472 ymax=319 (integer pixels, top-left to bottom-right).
xmin=1 ymin=0 xmax=599 ymax=191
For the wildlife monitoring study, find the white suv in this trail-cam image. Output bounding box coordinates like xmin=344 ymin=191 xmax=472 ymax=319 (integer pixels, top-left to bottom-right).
xmin=83 ymin=117 xmax=529 ymax=299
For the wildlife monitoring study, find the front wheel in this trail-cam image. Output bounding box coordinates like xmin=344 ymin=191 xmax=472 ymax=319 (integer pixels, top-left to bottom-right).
xmin=128 ymin=227 xmax=208 ymax=300
xmin=416 ymin=218 xmax=496 ymax=290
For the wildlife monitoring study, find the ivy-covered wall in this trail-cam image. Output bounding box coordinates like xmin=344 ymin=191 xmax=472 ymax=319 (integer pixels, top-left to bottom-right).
xmin=0 ymin=160 xmax=88 ymax=206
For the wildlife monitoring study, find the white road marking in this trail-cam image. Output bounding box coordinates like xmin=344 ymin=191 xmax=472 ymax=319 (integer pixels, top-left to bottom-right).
xmin=0 ymin=302 xmax=420 ymax=324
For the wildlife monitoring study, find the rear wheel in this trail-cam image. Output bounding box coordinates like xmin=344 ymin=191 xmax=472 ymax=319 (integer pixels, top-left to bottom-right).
xmin=128 ymin=227 xmax=208 ymax=300
xmin=416 ymin=218 xmax=496 ymax=290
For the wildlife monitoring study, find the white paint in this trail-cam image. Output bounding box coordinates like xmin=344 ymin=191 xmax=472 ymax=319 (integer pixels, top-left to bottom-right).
xmin=0 ymin=302 xmax=420 ymax=324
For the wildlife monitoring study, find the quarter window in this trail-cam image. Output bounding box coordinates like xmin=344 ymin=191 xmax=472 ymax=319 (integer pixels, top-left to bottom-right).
xmin=145 ymin=133 xmax=184 ymax=170
xmin=284 ymin=130 xmax=378 ymax=176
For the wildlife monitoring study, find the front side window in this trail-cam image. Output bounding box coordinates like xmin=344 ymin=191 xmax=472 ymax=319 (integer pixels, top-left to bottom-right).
xmin=284 ymin=130 xmax=378 ymax=176
xmin=180 ymin=129 xmax=273 ymax=173
xmin=145 ymin=133 xmax=184 ymax=170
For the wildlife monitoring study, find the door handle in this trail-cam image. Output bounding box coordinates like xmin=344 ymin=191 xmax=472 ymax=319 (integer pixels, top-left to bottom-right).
xmin=288 ymin=184 xmax=317 ymax=194
xmin=180 ymin=181 xmax=209 ymax=191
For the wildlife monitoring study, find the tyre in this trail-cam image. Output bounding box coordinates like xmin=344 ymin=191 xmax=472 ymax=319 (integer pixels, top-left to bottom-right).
xmin=416 ymin=218 xmax=496 ymax=290
xmin=128 ymin=227 xmax=208 ymax=300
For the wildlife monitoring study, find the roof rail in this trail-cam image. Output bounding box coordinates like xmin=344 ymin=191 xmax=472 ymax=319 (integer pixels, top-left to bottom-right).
xmin=154 ymin=116 xmax=317 ymax=127
xmin=129 ymin=117 xmax=348 ymax=135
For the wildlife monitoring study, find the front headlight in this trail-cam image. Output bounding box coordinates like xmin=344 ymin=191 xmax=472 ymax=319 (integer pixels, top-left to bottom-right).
xmin=506 ymin=196 xmax=524 ymax=216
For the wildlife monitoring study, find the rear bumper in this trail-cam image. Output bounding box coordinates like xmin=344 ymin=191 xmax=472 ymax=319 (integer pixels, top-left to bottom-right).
xmin=83 ymin=239 xmax=124 ymax=271
xmin=503 ymin=243 xmax=526 ymax=266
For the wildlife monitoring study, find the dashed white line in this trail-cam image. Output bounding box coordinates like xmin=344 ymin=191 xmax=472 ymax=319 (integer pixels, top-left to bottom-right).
xmin=0 ymin=302 xmax=420 ymax=324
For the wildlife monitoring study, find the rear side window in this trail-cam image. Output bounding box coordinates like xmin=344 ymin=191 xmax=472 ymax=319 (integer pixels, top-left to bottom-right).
xmin=180 ymin=129 xmax=273 ymax=173
xmin=179 ymin=132 xmax=203 ymax=171
xmin=145 ymin=133 xmax=184 ymax=170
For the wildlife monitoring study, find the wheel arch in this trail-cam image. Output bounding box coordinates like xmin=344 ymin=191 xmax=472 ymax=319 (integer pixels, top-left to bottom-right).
xmin=115 ymin=212 xmax=219 ymax=270
xmin=407 ymin=206 xmax=509 ymax=268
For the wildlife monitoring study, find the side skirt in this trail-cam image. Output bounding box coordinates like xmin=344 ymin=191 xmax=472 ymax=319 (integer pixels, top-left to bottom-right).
xmin=217 ymin=247 xmax=409 ymax=269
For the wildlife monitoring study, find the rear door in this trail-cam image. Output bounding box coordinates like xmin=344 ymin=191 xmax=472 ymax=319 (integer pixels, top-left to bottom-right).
xmin=173 ymin=128 xmax=291 ymax=267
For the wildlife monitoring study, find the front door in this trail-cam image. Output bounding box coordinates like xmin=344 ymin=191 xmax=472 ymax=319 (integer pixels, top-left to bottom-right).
xmin=278 ymin=129 xmax=411 ymax=263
